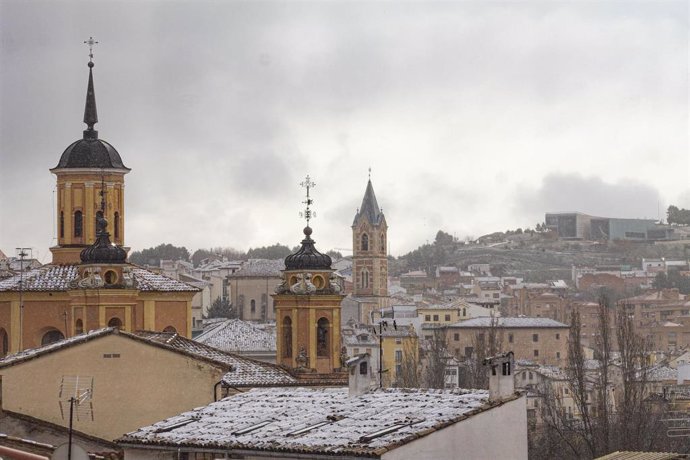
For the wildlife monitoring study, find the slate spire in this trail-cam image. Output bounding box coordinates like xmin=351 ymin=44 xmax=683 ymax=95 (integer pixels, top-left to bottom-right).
xmin=83 ymin=61 xmax=99 ymax=139
xmin=354 ymin=179 xmax=384 ymax=225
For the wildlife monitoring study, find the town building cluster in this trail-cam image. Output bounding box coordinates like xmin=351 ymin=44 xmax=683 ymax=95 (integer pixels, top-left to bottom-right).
xmin=1 ymin=46 xmax=689 ymax=460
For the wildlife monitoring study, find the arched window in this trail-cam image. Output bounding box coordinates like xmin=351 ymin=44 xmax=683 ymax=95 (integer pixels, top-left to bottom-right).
xmin=317 ymin=318 xmax=330 ymax=357
xmin=0 ymin=328 xmax=8 ymax=357
xmin=361 ymin=269 xmax=369 ymax=289
xmin=361 ymin=233 xmax=369 ymax=251
xmin=283 ymin=316 xmax=293 ymax=358
xmin=163 ymin=326 xmax=177 ymax=333
xmin=238 ymin=295 xmax=245 ymax=319
xmin=74 ymin=211 xmax=83 ymax=238
xmin=380 ymin=233 xmax=386 ymax=253
xmin=60 ymin=211 xmax=65 ymax=238
xmin=462 ymin=307 xmax=466 ymax=317
xmin=250 ymin=299 xmax=256 ymax=314
xmin=41 ymin=329 xmax=65 ymax=346
xmin=75 ymin=319 xmax=84 ymax=335
xmin=114 ymin=212 xmax=120 ymax=239
xmin=108 ymin=317 xmax=123 ymax=329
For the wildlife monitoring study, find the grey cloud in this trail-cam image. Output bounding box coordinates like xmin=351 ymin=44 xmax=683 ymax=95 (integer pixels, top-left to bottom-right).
xmin=515 ymin=174 xmax=664 ymax=221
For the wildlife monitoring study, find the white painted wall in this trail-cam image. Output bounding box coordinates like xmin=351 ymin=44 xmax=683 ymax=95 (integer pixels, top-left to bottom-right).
xmin=382 ymin=395 xmax=528 ymax=460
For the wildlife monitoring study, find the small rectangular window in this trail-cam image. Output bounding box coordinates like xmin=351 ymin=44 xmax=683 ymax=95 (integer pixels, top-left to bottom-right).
xmin=433 ymin=315 xmax=439 ymax=321
xmin=444 ymin=314 xmax=451 ymax=321
xmin=556 ymin=333 xmax=560 ymax=340
xmin=556 ymin=352 xmax=561 ymax=359
xmin=532 ymin=334 xmax=539 ymax=342
xmin=508 ymin=333 xmax=514 ymax=343
xmin=425 ymin=315 xmax=431 ymax=321
xmin=454 ymin=333 xmax=459 ymax=341
xmin=534 ymin=349 xmax=539 ymax=357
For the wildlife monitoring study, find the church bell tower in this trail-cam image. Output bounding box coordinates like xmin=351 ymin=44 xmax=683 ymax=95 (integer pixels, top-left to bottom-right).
xmin=273 ymin=176 xmax=345 ymax=375
xmin=50 ymin=38 xmax=130 ymax=265
xmin=352 ymin=176 xmax=388 ymax=299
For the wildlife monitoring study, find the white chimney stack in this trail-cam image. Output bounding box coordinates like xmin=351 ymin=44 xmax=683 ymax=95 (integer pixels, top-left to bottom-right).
xmin=347 ymin=353 xmax=374 ymax=397
xmin=483 ymin=351 xmax=515 ymax=402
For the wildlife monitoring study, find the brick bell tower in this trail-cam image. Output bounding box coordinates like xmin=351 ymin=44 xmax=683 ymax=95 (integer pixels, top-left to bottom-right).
xmin=352 ymin=174 xmax=388 ymax=300
xmin=273 ymin=176 xmax=346 ymax=375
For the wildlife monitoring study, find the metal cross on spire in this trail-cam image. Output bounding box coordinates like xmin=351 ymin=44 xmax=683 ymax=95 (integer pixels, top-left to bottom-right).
xmin=368 ymin=167 xmax=372 ymax=180
xmin=84 ymin=36 xmax=98 ymax=63
xmin=299 ymin=175 xmax=316 ymax=227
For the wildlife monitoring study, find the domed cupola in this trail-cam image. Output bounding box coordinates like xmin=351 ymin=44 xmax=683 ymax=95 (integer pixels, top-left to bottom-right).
xmin=53 ymin=59 xmax=130 ymax=171
xmin=79 ymin=213 xmax=127 ymax=264
xmin=284 ymin=226 xmax=332 ymax=271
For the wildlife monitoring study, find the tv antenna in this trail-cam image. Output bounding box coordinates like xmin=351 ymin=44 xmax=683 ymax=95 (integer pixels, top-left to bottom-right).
xmin=59 ymin=376 xmax=94 ymax=460
xmin=16 ymin=247 xmax=32 ymax=351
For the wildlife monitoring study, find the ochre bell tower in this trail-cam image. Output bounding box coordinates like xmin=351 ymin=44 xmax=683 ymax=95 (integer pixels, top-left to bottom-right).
xmin=273 ymin=176 xmax=345 ymax=375
xmin=50 ymin=46 xmax=130 ymax=265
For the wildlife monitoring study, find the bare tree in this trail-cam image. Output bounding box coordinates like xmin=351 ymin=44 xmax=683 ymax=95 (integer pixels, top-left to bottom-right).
xmin=594 ymin=295 xmax=613 ymax=453
xmin=467 ymin=315 xmax=503 ymax=389
xmin=422 ymin=328 xmax=449 ymax=389
xmin=565 ymin=308 xmax=598 ymax=458
xmin=396 ymin=338 xmax=421 ymax=388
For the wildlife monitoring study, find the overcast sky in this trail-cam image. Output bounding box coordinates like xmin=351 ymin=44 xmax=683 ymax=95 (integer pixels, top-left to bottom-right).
xmin=1 ymin=0 xmax=688 ymax=262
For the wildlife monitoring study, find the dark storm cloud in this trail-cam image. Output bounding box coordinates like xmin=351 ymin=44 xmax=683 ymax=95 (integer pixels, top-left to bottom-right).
xmin=516 ymin=174 xmax=664 ymax=221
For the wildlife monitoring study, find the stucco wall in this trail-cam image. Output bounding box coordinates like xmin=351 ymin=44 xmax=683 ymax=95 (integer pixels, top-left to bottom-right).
xmin=0 ymin=334 xmax=225 ymax=440
xmin=382 ymin=395 xmax=527 ymax=460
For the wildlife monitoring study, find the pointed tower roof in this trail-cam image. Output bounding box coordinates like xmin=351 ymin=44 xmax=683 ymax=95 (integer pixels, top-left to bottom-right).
xmin=353 ymin=179 xmax=384 ymax=226
xmin=52 ymin=59 xmax=129 ymax=172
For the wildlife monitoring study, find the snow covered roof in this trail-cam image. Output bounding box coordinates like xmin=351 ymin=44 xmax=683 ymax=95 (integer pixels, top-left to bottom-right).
xmin=229 ymin=259 xmax=284 ymax=277
xmin=0 ymin=265 xmax=198 ymax=292
xmin=135 ymin=331 xmax=294 ymax=387
xmin=449 ymin=317 xmax=569 ymax=329
xmin=0 ymin=328 xmax=295 ymax=387
xmin=195 ymin=319 xmax=276 ymax=353
xmin=118 ymin=387 xmax=501 ymax=457
xmin=648 ymin=365 xmax=678 ymax=381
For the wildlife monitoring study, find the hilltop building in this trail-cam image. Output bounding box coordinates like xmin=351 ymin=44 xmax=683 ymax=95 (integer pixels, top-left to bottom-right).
xmin=0 ymin=53 xmax=197 ymax=354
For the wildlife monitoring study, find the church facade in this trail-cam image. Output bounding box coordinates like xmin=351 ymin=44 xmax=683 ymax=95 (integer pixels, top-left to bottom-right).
xmin=0 ymin=52 xmax=197 ymax=355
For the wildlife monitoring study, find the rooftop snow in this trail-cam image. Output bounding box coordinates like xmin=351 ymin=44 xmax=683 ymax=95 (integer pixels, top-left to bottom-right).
xmin=0 ymin=265 xmax=198 ymax=292
xmin=449 ymin=317 xmax=569 ymax=328
xmin=195 ymin=319 xmax=276 ymax=353
xmin=0 ymin=328 xmax=295 ymax=387
xmin=229 ymin=259 xmax=284 ymax=277
xmin=118 ymin=387 xmax=495 ymax=456
xmin=135 ymin=331 xmax=294 ymax=386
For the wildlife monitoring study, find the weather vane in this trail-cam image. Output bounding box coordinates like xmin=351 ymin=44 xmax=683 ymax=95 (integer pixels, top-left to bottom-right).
xmin=84 ymin=36 xmax=98 ymax=63
xmin=299 ymin=175 xmax=316 ymax=227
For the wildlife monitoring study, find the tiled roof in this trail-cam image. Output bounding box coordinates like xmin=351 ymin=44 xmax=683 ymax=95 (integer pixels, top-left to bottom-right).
xmin=130 ymin=268 xmax=198 ymax=292
xmin=449 ymin=317 xmax=569 ymax=328
xmin=195 ymin=319 xmax=276 ymax=353
xmin=0 ymin=328 xmax=114 ymax=368
xmin=118 ymin=387 xmax=498 ymax=456
xmin=0 ymin=265 xmax=78 ymax=291
xmin=648 ymin=365 xmax=678 ymax=381
xmin=229 ymin=259 xmax=284 ymax=277
xmin=0 ymin=328 xmax=295 ymax=388
xmin=134 ymin=332 xmax=295 ymax=387
xmin=0 ymin=265 xmax=198 ymax=292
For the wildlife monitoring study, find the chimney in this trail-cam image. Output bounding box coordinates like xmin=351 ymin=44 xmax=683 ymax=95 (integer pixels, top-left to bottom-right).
xmin=348 ymin=353 xmax=374 ymax=397
xmin=483 ymin=351 xmax=515 ymax=402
